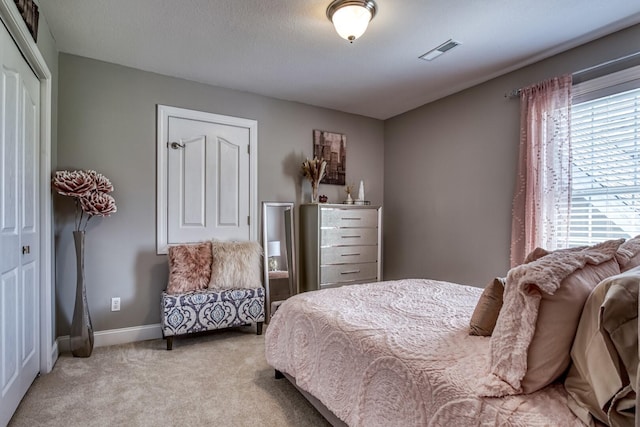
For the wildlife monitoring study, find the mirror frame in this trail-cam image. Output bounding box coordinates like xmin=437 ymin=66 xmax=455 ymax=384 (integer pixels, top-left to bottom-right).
xmin=262 ymin=202 xmax=296 ymax=321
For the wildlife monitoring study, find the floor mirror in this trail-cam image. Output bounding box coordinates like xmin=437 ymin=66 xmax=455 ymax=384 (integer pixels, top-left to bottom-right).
xmin=262 ymin=202 xmax=296 ymax=320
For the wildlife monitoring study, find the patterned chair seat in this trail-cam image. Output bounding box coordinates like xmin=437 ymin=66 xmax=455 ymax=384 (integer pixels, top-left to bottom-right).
xmin=161 ymin=287 xmax=265 ymax=350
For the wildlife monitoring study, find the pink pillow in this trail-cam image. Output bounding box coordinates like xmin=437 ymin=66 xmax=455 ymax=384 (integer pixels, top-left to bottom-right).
xmin=480 ymin=239 xmax=624 ymax=397
xmin=166 ymin=242 xmax=213 ymax=294
xmin=521 ymin=257 xmax=620 ymax=393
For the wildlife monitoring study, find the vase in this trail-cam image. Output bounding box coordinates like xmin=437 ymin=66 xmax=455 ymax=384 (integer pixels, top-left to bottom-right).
xmin=70 ymin=230 xmax=94 ymax=357
xmin=311 ymin=181 xmax=319 ymax=203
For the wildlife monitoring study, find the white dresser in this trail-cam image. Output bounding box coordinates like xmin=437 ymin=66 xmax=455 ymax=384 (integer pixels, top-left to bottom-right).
xmin=300 ymin=204 xmax=382 ymax=292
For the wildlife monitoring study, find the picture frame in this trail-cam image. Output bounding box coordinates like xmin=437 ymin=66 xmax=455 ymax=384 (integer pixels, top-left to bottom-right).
xmin=313 ymin=129 xmax=346 ymax=185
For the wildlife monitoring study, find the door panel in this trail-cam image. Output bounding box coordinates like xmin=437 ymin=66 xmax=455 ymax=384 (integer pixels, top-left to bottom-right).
xmin=167 ymin=116 xmax=251 ymax=244
xmin=0 ymin=19 xmax=40 ymax=426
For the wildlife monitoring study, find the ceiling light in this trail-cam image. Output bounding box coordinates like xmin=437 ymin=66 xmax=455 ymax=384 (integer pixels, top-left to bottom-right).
xmin=326 ymin=0 xmax=377 ymax=43
xmin=419 ymin=39 xmax=461 ymax=61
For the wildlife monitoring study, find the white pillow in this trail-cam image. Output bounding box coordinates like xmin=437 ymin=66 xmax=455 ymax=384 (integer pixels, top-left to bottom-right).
xmin=208 ymin=240 xmax=263 ymax=290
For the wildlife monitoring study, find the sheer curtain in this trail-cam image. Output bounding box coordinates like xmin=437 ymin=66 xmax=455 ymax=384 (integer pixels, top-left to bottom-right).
xmin=510 ymin=75 xmax=572 ymax=267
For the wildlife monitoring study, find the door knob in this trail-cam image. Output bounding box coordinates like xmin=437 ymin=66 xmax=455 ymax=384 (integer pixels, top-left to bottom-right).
xmin=169 ymin=142 xmax=185 ymax=149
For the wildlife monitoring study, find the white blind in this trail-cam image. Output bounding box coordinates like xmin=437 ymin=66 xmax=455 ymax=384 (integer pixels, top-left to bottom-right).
xmin=560 ymin=85 xmax=640 ymax=246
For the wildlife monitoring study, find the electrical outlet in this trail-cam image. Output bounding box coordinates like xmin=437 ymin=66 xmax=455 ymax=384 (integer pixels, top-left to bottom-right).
xmin=111 ymin=297 xmax=121 ymax=312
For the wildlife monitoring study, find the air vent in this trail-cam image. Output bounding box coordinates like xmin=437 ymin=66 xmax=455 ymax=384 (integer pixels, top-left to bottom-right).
xmin=419 ymin=39 xmax=461 ymax=61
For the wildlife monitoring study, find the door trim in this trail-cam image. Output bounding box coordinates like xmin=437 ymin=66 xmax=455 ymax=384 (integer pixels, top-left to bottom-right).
xmin=156 ymin=105 xmax=258 ymax=254
xmin=0 ymin=0 xmax=55 ymax=373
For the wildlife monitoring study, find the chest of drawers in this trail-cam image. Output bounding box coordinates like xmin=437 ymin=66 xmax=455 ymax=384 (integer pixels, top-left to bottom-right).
xmin=300 ymin=204 xmax=382 ymax=291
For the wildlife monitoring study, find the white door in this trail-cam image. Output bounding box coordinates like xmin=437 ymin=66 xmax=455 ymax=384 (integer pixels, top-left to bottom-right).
xmin=157 ymin=106 xmax=258 ymax=253
xmin=0 ymin=19 xmax=40 ymax=426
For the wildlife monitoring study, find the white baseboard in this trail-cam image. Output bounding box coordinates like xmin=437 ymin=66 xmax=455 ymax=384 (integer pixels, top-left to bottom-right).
xmin=56 ymin=323 xmax=163 ymax=354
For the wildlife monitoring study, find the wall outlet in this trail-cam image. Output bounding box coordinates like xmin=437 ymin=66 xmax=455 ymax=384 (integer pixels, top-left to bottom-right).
xmin=111 ymin=297 xmax=121 ymax=312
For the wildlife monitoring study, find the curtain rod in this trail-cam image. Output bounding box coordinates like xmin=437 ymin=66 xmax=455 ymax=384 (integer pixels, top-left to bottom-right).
xmin=504 ymin=51 xmax=640 ymax=98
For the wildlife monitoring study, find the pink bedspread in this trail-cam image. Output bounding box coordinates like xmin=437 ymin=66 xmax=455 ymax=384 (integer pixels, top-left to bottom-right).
xmin=265 ymin=279 xmax=582 ymax=427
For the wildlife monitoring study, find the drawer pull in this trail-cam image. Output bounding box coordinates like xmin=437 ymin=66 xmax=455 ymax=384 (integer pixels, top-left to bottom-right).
xmin=341 ymin=235 xmax=361 ymax=239
xmin=340 ymin=270 xmax=361 ymax=275
xmin=341 ymin=253 xmax=361 ymax=257
xmin=341 ymin=217 xmax=361 ymax=220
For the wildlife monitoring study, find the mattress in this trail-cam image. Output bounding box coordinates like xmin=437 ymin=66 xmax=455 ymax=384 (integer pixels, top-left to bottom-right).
xmin=264 ymin=279 xmax=582 ymax=426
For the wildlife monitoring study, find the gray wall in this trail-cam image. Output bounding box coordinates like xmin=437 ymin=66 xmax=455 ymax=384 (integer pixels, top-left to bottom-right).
xmin=55 ymin=54 xmax=384 ymax=335
xmin=383 ymin=23 xmax=640 ymax=287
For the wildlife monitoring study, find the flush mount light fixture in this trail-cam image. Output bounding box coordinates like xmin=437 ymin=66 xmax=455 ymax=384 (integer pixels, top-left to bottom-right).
xmin=326 ymin=0 xmax=377 ymax=43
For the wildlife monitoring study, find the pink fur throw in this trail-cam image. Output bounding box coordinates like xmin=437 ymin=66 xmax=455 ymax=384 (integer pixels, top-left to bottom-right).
xmin=166 ymin=242 xmax=213 ymax=294
xmin=616 ymin=235 xmax=640 ymax=272
xmin=479 ymin=239 xmax=624 ymax=396
xmin=209 ymin=240 xmax=263 ymax=290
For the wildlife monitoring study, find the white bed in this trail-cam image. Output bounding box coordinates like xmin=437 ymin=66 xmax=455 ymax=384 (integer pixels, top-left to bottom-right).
xmin=265 ymin=279 xmax=582 ymax=426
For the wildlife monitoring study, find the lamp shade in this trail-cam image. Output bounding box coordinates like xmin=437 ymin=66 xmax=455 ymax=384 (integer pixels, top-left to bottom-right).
xmin=267 ymin=241 xmax=281 ymax=257
xmin=327 ymin=0 xmax=377 ymax=42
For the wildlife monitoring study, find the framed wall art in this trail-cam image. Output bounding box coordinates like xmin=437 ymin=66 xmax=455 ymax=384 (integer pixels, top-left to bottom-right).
xmin=313 ymin=129 xmax=346 ymax=185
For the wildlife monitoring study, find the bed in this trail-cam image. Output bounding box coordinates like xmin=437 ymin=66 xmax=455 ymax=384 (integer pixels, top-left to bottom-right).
xmin=265 ymin=278 xmax=584 ymax=426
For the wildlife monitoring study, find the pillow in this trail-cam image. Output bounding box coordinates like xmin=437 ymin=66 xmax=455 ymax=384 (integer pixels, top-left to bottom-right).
xmin=469 ymin=277 xmax=505 ymax=336
xmin=521 ymin=257 xmax=620 ymax=393
xmin=209 ymin=240 xmax=263 ymax=290
xmin=565 ymin=267 xmax=640 ymax=426
xmin=616 ymin=235 xmax=640 ymax=272
xmin=166 ymin=241 xmax=213 ymax=294
xmin=479 ymin=239 xmax=624 ymax=397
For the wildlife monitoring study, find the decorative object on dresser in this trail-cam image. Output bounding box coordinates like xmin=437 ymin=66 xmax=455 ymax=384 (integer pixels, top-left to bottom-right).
xmin=52 ymin=170 xmax=117 ymax=358
xmin=344 ymin=183 xmax=354 ymax=204
xmin=262 ymin=202 xmax=297 ymax=320
xmin=313 ymin=129 xmax=346 ymax=185
xmin=355 ymin=179 xmax=366 ymax=204
xmin=300 ymin=203 xmax=382 ymax=291
xmin=301 ymin=157 xmax=327 ymax=203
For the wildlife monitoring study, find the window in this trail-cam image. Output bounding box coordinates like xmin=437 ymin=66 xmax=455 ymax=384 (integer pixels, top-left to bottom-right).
xmin=559 ymin=66 xmax=640 ymax=247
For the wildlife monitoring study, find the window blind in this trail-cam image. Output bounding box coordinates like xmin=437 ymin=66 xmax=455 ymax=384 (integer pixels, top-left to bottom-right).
xmin=560 ymin=86 xmax=640 ymax=246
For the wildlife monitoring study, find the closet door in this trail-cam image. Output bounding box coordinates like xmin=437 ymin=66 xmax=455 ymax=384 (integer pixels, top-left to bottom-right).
xmin=0 ymin=19 xmax=40 ymax=426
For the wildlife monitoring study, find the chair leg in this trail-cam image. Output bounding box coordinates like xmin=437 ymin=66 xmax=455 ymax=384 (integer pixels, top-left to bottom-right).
xmin=256 ymin=322 xmax=263 ymax=335
xmin=166 ymin=336 xmax=173 ymax=350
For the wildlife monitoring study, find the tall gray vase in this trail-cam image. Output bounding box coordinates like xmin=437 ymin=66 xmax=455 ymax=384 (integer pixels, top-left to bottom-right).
xmin=70 ymin=230 xmax=94 ymax=357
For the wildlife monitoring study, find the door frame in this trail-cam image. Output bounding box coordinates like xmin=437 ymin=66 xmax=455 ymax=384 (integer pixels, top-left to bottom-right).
xmin=156 ymin=105 xmax=258 ymax=254
xmin=0 ymin=1 xmax=55 ymax=373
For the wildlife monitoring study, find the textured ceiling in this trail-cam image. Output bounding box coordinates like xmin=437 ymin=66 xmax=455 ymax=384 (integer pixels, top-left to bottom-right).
xmin=39 ymin=0 xmax=640 ymax=120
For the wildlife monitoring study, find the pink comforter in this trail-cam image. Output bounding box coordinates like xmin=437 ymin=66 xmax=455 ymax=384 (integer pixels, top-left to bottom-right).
xmin=265 ymin=279 xmax=582 ymax=427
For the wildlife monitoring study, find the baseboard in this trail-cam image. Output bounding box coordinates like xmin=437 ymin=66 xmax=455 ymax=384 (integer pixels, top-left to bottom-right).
xmin=49 ymin=341 xmax=59 ymax=370
xmin=56 ymin=323 xmax=163 ymax=354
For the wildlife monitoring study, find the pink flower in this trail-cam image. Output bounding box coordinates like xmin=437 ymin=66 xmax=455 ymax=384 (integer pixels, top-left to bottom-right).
xmin=52 ymin=170 xmax=96 ymax=197
xmin=80 ymin=192 xmax=117 ymax=217
xmin=87 ymin=170 xmax=114 ymax=193
xmin=52 ymin=169 xmax=117 ymax=230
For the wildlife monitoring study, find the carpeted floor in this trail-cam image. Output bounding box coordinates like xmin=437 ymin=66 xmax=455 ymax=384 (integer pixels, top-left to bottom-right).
xmin=9 ymin=326 xmax=330 ymax=427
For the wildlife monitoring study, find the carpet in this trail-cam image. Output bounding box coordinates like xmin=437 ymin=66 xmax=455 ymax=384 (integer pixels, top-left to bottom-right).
xmin=9 ymin=326 xmax=330 ymax=427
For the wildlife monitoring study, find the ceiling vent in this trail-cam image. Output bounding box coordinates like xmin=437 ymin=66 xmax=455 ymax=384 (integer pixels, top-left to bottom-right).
xmin=419 ymin=39 xmax=461 ymax=61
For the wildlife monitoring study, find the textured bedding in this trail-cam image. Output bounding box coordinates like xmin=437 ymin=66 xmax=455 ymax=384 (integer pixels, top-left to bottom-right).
xmin=265 ymin=279 xmax=582 ymax=427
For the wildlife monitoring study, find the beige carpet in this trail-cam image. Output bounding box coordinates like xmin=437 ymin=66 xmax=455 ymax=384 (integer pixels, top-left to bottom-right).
xmin=9 ymin=326 xmax=330 ymax=427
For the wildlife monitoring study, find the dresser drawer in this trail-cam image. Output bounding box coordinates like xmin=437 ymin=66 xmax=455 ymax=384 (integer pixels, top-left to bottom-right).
xmin=321 ymin=208 xmax=378 ymax=228
xmin=321 ymin=245 xmax=377 ymax=265
xmin=320 ymin=262 xmax=378 ymax=285
xmin=321 ymin=228 xmax=378 ymax=247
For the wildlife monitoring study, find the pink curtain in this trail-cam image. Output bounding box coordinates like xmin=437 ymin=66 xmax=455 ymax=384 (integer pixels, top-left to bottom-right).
xmin=510 ymin=75 xmax=572 ymax=267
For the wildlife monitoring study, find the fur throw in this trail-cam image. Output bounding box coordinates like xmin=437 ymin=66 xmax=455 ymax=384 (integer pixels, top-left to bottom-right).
xmin=166 ymin=242 xmax=213 ymax=294
xmin=209 ymin=240 xmax=263 ymax=290
xmin=479 ymin=239 xmax=624 ymax=396
xmin=616 ymin=235 xmax=640 ymax=271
